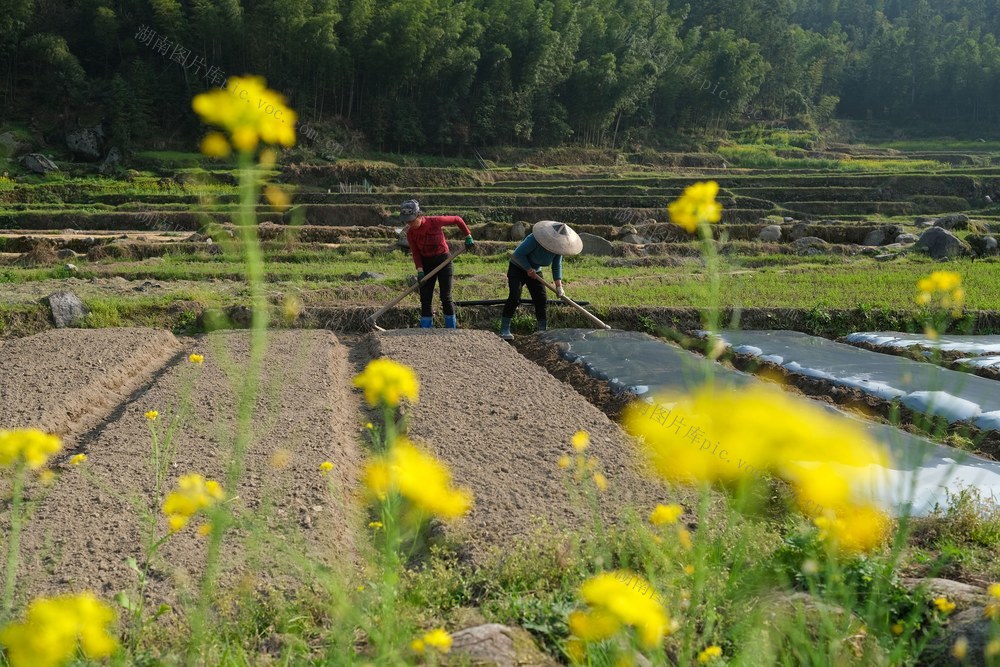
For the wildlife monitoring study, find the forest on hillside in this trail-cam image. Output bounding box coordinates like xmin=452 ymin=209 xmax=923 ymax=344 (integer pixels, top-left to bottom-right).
xmin=2 ymin=0 xmax=1000 ymax=153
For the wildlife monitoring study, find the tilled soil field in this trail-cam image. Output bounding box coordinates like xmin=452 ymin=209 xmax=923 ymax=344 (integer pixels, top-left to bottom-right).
xmin=3 ymin=329 xmax=362 ymax=608
xmin=370 ymin=329 xmax=676 ymax=559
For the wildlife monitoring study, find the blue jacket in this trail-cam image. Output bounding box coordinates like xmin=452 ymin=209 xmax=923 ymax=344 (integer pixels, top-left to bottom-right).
xmin=511 ymin=234 xmax=563 ymax=280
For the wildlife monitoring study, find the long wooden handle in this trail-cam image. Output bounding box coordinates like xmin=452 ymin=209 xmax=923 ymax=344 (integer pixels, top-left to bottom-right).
xmin=535 ymin=274 xmax=611 ymax=330
xmin=367 ymin=246 xmax=467 ymax=324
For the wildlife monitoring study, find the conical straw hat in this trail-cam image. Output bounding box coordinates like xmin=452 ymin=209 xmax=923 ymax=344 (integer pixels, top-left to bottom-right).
xmin=532 ymin=220 xmax=583 ymax=256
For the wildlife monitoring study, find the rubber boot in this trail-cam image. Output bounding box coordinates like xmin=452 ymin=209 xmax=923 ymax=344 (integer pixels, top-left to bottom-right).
xmin=537 ymin=319 xmax=547 ymax=333
xmin=444 ymin=315 xmax=457 ymax=329
xmin=420 ymin=316 xmax=433 ymax=328
xmin=499 ymin=317 xmax=513 ymax=340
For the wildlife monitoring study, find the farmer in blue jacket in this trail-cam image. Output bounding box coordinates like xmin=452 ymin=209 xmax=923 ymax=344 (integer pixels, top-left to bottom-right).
xmin=499 ymin=220 xmax=582 ymax=340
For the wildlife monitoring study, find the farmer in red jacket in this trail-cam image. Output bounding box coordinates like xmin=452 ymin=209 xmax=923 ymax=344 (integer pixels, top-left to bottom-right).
xmin=402 ymin=200 xmax=475 ymax=329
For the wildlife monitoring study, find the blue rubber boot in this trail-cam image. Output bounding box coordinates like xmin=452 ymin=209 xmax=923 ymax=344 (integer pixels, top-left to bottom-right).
xmin=499 ymin=317 xmax=513 ymax=340
xmin=420 ymin=316 xmax=433 ymax=328
xmin=444 ymin=315 xmax=457 ymax=329
xmin=537 ymin=319 xmax=547 ymax=333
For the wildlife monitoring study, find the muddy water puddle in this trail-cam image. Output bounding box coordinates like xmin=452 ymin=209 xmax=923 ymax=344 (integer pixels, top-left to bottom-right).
xmin=539 ymin=328 xmax=1000 ymax=515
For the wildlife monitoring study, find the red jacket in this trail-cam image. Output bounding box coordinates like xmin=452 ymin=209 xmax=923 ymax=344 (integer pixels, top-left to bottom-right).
xmin=406 ymin=216 xmax=471 ymax=269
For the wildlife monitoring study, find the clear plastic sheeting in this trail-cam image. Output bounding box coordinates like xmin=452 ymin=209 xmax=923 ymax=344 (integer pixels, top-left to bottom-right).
xmin=846 ymin=332 xmax=1000 ymax=356
xmin=715 ymin=330 xmax=1000 ymax=431
xmin=538 ymin=329 xmax=1000 ymax=515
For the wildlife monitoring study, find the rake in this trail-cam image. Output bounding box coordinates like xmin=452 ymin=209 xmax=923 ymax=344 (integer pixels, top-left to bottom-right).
xmin=366 ymin=246 xmax=467 ymax=332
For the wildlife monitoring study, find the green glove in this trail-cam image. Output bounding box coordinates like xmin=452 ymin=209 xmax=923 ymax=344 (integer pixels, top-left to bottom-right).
xmin=465 ymin=235 xmax=475 ymax=247
xmin=417 ymin=270 xmax=425 ymax=281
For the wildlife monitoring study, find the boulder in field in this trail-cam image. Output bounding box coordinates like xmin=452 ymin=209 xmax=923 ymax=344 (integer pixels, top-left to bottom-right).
xmin=510 ymin=221 xmax=530 ymax=241
xmin=579 ymin=232 xmax=615 ymax=256
xmin=620 ymin=233 xmax=648 ymax=244
xmin=790 ymin=236 xmax=829 ymax=255
xmin=895 ymin=233 xmax=919 ymax=244
xmin=758 ymin=225 xmax=782 ymax=242
xmin=18 ymin=153 xmax=58 ymax=174
xmin=0 ymin=131 xmax=29 ymax=158
xmin=966 ymin=234 xmax=999 ymax=257
xmin=789 ymin=222 xmax=811 ymax=240
xmin=66 ymin=125 xmax=104 ymax=161
xmin=46 ymin=291 xmax=88 ymax=328
xmin=915 ymin=227 xmax=971 ymax=260
xmin=443 ymin=624 xmax=558 ymax=667
xmin=99 ymin=147 xmax=122 ymax=174
xmin=934 ymin=213 xmax=971 ymax=230
xmin=57 ymin=249 xmax=79 ymax=260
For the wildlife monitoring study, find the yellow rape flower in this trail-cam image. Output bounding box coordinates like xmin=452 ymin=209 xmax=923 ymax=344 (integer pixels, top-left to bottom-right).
xmin=353 ymin=358 xmax=419 ymax=408
xmin=649 ymin=503 xmax=683 ymax=526
xmin=0 ymin=429 xmax=62 ymax=470
xmin=571 ymin=572 xmax=671 ymax=648
xmin=916 ymin=271 xmax=964 ymax=317
xmin=987 ymin=639 xmax=1000 ymax=659
xmin=37 ymin=469 xmax=55 ymax=485
xmin=668 ymin=181 xmax=722 ymax=233
xmin=200 ymin=132 xmax=231 ymax=158
xmin=368 ymin=521 xmax=383 ymax=530
xmin=411 ymin=628 xmax=452 ymax=654
xmin=572 ymin=430 xmax=590 ymax=451
xmin=814 ymin=505 xmax=890 ymax=555
xmin=162 ymin=474 xmax=225 ymax=533
xmin=269 ymin=449 xmax=291 ymax=469
xmin=592 ymin=472 xmax=608 ymax=492
xmin=697 ymin=645 xmax=723 ymax=663
xmin=683 ymin=565 xmax=695 ymax=576
xmin=891 ymin=622 xmax=904 ymax=635
xmin=264 ymin=185 xmax=291 ymax=211
xmin=188 ymin=353 xmax=204 ymax=364
xmin=677 ymin=527 xmax=693 ymax=551
xmin=144 ymin=410 xmax=159 ymax=421
xmin=363 ymin=438 xmax=472 ymax=519
xmin=988 ymin=583 xmax=1000 ymax=598
xmin=192 ymin=75 xmax=297 ymax=154
xmin=623 ymin=385 xmax=887 ymax=508
xmin=934 ymin=597 xmax=956 ymax=614
xmin=952 ymin=636 xmax=968 ymax=660
xmin=0 ymin=592 xmax=117 ymax=667
xmin=69 ymin=454 xmax=87 ymax=466
xmin=558 ymin=455 xmax=572 ymax=469
xmin=320 ymin=461 xmax=334 ymax=475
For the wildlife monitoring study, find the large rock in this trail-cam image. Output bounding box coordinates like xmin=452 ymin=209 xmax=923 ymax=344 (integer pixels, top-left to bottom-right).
xmin=0 ymin=131 xmax=28 ymax=158
xmin=923 ymin=606 xmax=992 ymax=666
xmin=863 ymin=225 xmax=905 ymax=247
xmin=895 ymin=233 xmax=919 ymax=244
xmin=789 ymin=222 xmax=811 ymax=241
xmin=99 ymin=147 xmax=122 ymax=175
xmin=790 ymin=236 xmax=829 ymax=255
xmin=510 ymin=221 xmax=530 ymax=241
xmin=578 ymin=232 xmax=615 ymax=257
xmin=66 ymin=125 xmax=104 ymax=161
xmin=18 ymin=153 xmax=58 ymax=174
xmin=966 ymin=234 xmax=999 ymax=257
xmin=620 ymin=233 xmax=648 ymax=244
xmin=934 ymin=213 xmax=971 ymax=230
xmin=46 ymin=291 xmax=88 ymax=328
xmin=915 ymin=227 xmax=971 ymax=260
xmin=903 ymin=578 xmax=988 ymax=611
xmin=444 ymin=624 xmax=557 ymax=667
xmin=758 ymin=225 xmax=782 ymax=242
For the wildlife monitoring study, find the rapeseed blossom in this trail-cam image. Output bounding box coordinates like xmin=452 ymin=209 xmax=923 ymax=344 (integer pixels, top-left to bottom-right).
xmin=813 ymin=504 xmax=890 ymax=554
xmin=188 ymin=353 xmax=204 ymax=365
xmin=364 ymin=438 xmax=472 ymax=519
xmin=916 ymin=271 xmax=964 ymax=318
xmin=192 ymin=75 xmax=296 ymax=154
xmin=69 ymin=454 xmax=87 ymax=466
xmin=162 ymin=473 xmax=225 ymax=533
xmin=649 ymin=503 xmax=683 ymax=526
xmin=0 ymin=592 xmax=116 ymax=667
xmin=569 ymin=572 xmax=671 ymax=648
xmin=353 ymin=359 xmax=419 ymax=408
xmin=0 ymin=429 xmax=62 ymax=469
xmin=697 ymin=645 xmax=723 ymax=663
xmin=668 ymin=181 xmax=722 ymax=233
xmin=411 ymin=628 xmax=452 ymax=654
xmin=144 ymin=411 xmax=159 ymax=421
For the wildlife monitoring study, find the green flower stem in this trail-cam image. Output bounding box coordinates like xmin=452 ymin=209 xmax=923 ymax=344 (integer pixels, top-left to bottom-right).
xmin=2 ymin=463 xmax=26 ymax=620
